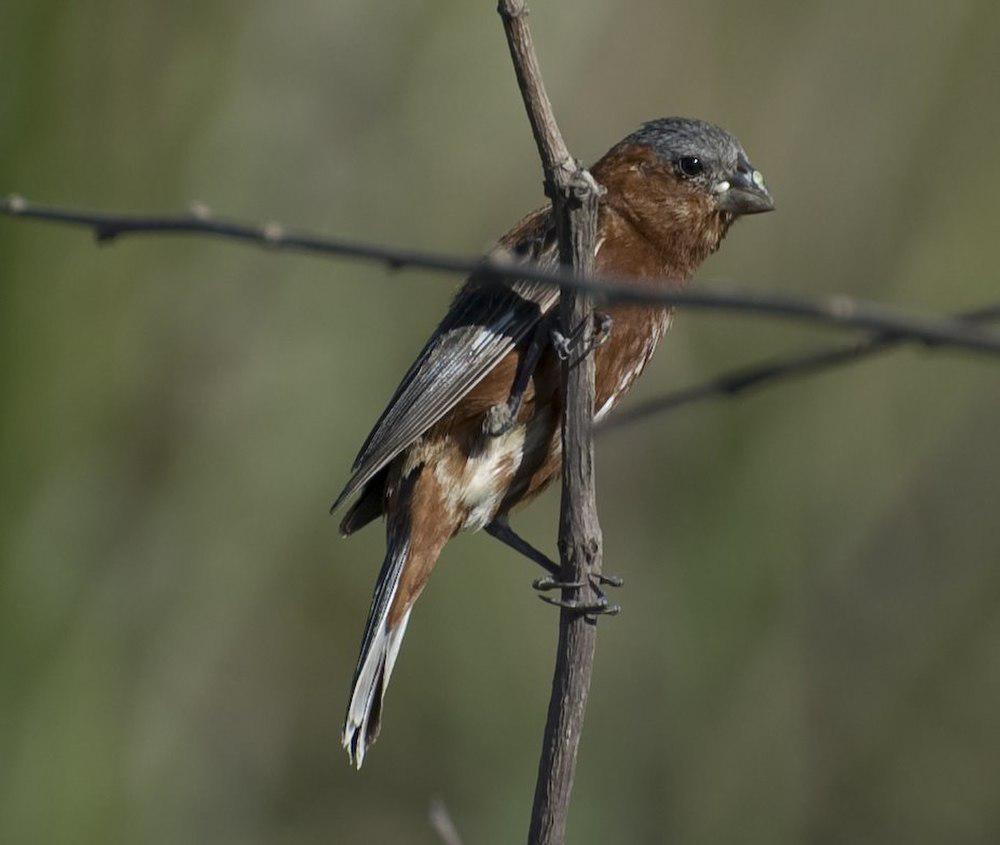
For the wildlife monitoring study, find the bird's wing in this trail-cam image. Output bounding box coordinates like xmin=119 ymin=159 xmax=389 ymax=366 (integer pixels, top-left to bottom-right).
xmin=331 ymin=210 xmax=558 ymax=512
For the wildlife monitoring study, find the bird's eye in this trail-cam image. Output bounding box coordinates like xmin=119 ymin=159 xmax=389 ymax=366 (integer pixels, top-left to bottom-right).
xmin=677 ymin=156 xmax=704 ymax=178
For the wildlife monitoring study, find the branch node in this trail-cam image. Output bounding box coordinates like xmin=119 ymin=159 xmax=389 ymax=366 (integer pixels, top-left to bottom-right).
xmin=570 ymin=168 xmax=604 ymax=201
xmin=544 ymin=163 xmax=603 ymax=210
xmin=497 ymin=0 xmax=528 ymax=20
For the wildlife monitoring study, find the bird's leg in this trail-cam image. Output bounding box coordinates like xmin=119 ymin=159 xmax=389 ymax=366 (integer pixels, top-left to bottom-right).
xmin=485 ymin=518 xmax=562 ymax=580
xmin=484 ymin=518 xmax=623 ymax=615
xmin=486 ymin=311 xmax=613 ymax=437
xmin=551 ymin=311 xmax=613 ymax=364
xmin=483 ymin=317 xmax=552 ymax=437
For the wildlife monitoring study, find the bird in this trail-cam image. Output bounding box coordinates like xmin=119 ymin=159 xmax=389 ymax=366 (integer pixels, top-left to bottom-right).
xmin=332 ymin=117 xmax=773 ymax=767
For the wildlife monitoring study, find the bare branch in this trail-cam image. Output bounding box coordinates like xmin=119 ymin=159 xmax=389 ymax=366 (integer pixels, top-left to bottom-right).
xmin=5 ymin=194 xmax=1000 ymax=357
xmin=599 ymin=302 xmax=1000 ymax=432
xmin=497 ymin=2 xmax=605 ymax=843
xmin=496 ymin=0 xmax=574 ymax=183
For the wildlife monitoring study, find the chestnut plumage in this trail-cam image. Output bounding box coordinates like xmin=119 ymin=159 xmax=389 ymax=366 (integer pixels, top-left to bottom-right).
xmin=335 ymin=117 xmax=772 ymax=767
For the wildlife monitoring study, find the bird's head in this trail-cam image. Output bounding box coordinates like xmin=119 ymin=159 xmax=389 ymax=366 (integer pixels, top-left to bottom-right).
xmin=592 ymin=117 xmax=773 ymax=273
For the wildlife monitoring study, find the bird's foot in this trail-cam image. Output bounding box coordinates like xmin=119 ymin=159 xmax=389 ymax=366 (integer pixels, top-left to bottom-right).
xmin=592 ymin=311 xmax=614 ymax=348
xmin=532 ymin=572 xmax=623 ymax=590
xmin=551 ymin=311 xmax=613 ymax=363
xmin=539 ymin=593 xmax=622 ymax=617
xmin=534 ymin=573 xmax=622 ymax=618
xmin=483 ymin=402 xmax=516 ymax=436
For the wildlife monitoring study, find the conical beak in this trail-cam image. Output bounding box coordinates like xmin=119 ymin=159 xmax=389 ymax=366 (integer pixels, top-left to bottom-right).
xmin=714 ymin=167 xmax=774 ymax=215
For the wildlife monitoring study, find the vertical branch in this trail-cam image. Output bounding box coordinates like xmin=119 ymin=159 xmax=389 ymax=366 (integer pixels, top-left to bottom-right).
xmin=497 ymin=3 xmax=606 ymax=843
xmin=531 ymin=177 xmax=603 ymax=845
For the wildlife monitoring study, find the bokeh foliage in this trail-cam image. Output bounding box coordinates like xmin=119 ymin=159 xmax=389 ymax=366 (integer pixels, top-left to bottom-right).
xmin=2 ymin=1 xmax=999 ymax=842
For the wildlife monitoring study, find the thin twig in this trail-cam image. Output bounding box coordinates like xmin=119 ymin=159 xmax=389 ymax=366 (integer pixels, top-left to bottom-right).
xmin=5 ymin=194 xmax=1000 ymax=357
xmin=498 ymin=2 xmax=605 ymax=844
xmin=598 ymin=302 xmax=1000 ymax=432
xmin=496 ymin=1 xmax=574 ymax=181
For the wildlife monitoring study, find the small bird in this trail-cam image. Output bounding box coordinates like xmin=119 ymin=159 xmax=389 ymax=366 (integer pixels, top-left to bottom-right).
xmin=333 ymin=117 xmax=773 ymax=767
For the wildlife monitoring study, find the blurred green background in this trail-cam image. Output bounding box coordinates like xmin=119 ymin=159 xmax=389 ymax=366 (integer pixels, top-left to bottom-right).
xmin=2 ymin=1 xmax=1000 ymax=842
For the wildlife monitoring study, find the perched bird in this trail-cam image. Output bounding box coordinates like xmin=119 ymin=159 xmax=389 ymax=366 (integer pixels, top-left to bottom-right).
xmin=333 ymin=117 xmax=773 ymax=767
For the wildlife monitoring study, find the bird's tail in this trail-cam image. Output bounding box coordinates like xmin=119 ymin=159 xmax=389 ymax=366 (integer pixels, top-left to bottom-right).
xmin=342 ymin=462 xmax=452 ymax=768
xmin=342 ymin=529 xmax=413 ymax=768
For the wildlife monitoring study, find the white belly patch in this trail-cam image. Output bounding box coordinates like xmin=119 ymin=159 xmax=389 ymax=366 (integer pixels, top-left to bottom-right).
xmin=434 ymin=425 xmax=526 ymax=532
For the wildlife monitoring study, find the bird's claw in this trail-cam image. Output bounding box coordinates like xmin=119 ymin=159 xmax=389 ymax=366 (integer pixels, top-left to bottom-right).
xmin=533 ymin=576 xmax=586 ymax=591
xmin=483 ymin=403 xmax=516 ymax=436
xmin=535 ymin=572 xmax=623 ymax=618
xmin=551 ymin=312 xmax=614 ymax=363
xmin=538 ymin=593 xmax=622 ymax=617
xmin=532 ymin=573 xmax=623 ymax=591
xmin=592 ymin=311 xmax=613 ymax=349
xmin=551 ymin=329 xmax=574 ymax=361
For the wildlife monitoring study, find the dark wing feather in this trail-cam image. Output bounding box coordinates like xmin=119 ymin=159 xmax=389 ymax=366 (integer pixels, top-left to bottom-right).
xmin=331 ymin=213 xmax=558 ymax=512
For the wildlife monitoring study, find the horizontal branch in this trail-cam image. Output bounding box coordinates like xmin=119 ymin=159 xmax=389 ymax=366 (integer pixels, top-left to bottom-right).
xmin=5 ymin=194 xmax=1000 ymax=357
xmin=599 ymin=303 xmax=1000 ymax=432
